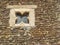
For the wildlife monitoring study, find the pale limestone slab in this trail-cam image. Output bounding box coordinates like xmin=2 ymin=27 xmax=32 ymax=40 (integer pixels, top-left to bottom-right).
xmin=6 ymin=5 xmax=37 ymax=9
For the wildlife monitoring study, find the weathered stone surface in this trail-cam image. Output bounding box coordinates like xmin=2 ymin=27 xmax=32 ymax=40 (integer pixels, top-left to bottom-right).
xmin=0 ymin=0 xmax=59 ymax=45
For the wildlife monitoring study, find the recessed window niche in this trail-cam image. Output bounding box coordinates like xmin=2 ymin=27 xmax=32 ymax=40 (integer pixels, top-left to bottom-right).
xmin=7 ymin=5 xmax=37 ymax=27
xmin=15 ymin=12 xmax=29 ymax=24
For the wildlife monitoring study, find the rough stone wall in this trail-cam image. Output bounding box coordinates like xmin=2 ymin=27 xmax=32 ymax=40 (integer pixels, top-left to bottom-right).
xmin=0 ymin=0 xmax=59 ymax=45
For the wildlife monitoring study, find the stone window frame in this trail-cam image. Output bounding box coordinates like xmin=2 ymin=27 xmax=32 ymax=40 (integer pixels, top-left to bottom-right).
xmin=7 ymin=5 xmax=37 ymax=27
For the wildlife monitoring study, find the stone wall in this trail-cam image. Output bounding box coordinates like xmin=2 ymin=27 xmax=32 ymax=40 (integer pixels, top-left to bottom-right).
xmin=0 ymin=0 xmax=59 ymax=45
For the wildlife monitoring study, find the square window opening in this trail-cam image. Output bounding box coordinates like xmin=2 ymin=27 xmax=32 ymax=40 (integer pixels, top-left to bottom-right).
xmin=15 ymin=12 xmax=29 ymax=24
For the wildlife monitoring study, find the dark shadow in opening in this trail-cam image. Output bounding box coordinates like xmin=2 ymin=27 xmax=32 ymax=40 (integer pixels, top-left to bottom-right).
xmin=15 ymin=12 xmax=29 ymax=24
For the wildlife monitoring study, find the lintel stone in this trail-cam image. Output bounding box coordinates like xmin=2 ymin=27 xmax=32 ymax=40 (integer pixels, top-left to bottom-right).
xmin=6 ymin=5 xmax=37 ymax=9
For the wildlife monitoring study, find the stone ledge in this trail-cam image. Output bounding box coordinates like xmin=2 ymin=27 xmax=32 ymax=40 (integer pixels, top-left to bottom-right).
xmin=6 ymin=5 xmax=37 ymax=9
